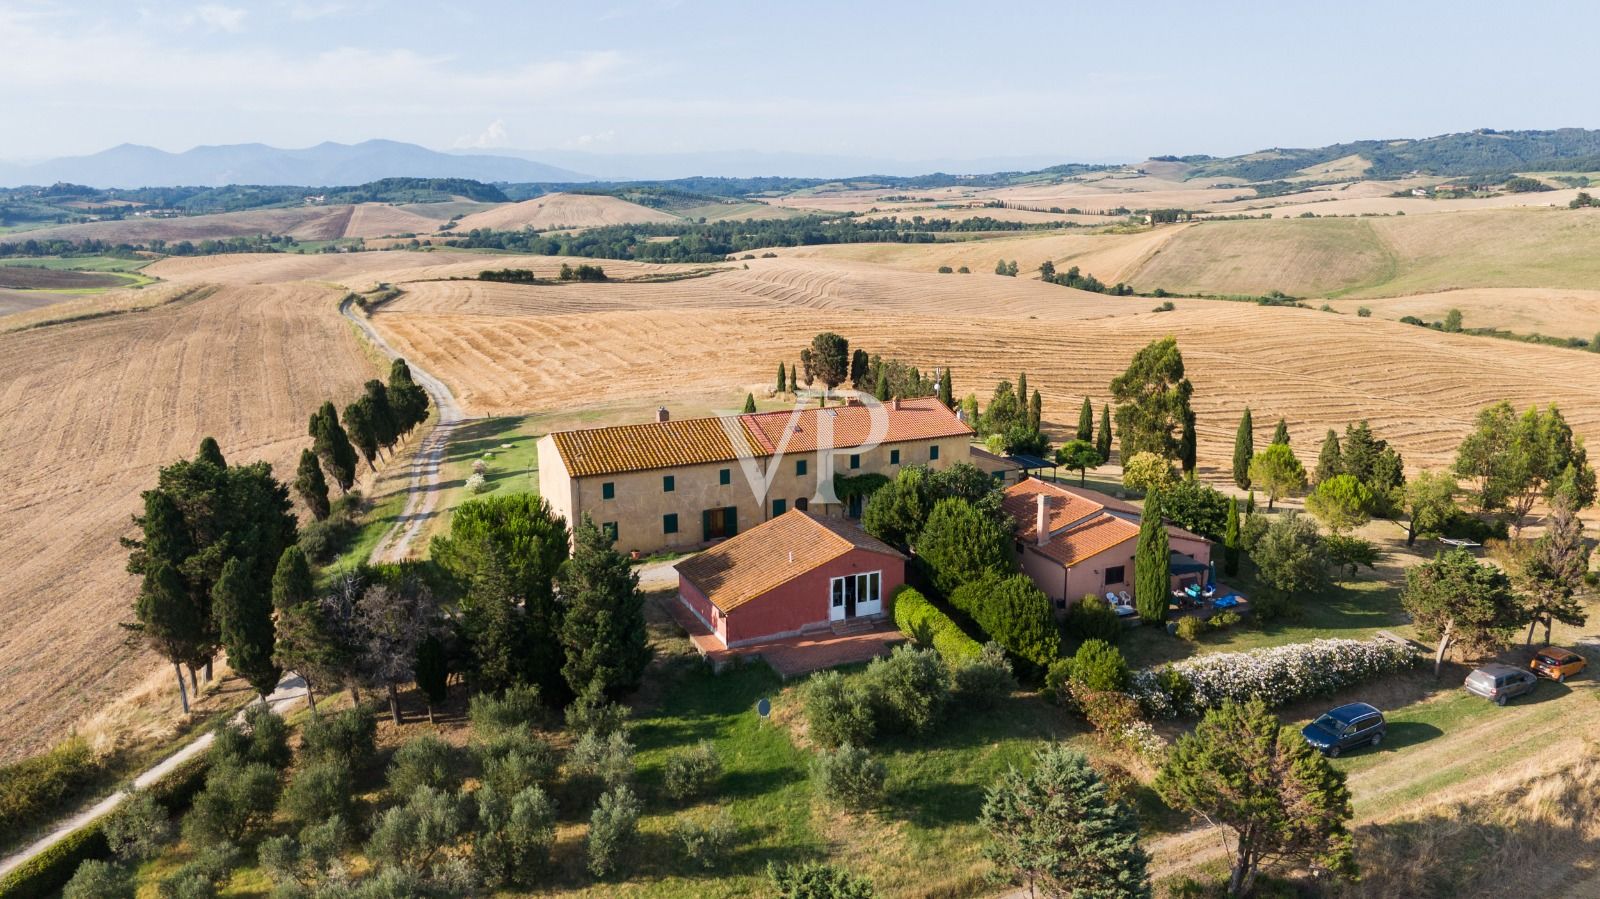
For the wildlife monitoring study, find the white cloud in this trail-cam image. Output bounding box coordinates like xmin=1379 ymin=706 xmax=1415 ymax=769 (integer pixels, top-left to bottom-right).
xmin=569 ymin=130 xmax=616 ymax=148
xmin=454 ymin=119 xmax=510 ymax=149
xmin=192 ymin=4 xmax=246 ymax=32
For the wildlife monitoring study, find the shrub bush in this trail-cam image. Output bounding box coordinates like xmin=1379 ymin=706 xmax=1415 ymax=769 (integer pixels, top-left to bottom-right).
xmin=386 ymin=736 xmax=462 ymax=798
xmin=891 ymin=585 xmax=981 ymax=664
xmin=297 ymin=495 xmax=361 ymax=564
xmin=1067 ymin=639 xmax=1130 ymax=692
xmin=1044 ymin=658 xmax=1074 ymax=704
xmin=1064 ymin=594 xmax=1121 ymax=642
xmin=0 ymin=737 xmax=99 ymax=850
xmin=102 ymin=790 xmax=173 ymax=862
xmin=1130 ymin=637 xmax=1418 ymax=718
xmin=476 ymin=728 xmax=560 ymax=797
xmin=1067 ymin=681 xmax=1143 ymax=744
xmin=863 ymin=644 xmax=949 ymax=735
xmin=812 ymin=743 xmax=887 ymax=810
xmin=768 ymin=860 xmax=877 ymax=898
xmin=300 ymin=705 xmax=377 ymax=768
xmin=259 ymin=816 xmax=351 ymax=893
xmin=158 ymin=841 xmax=240 ymax=899
xmin=469 ymin=684 xmax=548 ymax=734
xmin=803 ymin=669 xmax=879 ymax=748
xmin=282 ymin=757 xmax=355 ymax=826
xmin=474 ymin=785 xmax=557 ymax=888
xmin=674 ymin=808 xmax=736 ymax=869
xmin=1174 ymin=615 xmax=1206 ymax=641
xmin=663 ymin=741 xmax=722 ymax=802
xmin=587 ymin=785 xmax=641 ymax=878
xmin=63 ymin=858 xmax=133 ymax=899
xmin=1207 ymin=610 xmax=1243 ymax=631
xmin=366 ymin=786 xmax=470 ymax=877
xmin=949 ymin=573 xmax=1061 ymax=672
xmin=182 ymin=762 xmax=279 ymax=847
xmin=952 ymin=642 xmax=1015 ymax=709
xmin=568 ymin=730 xmax=635 ymax=791
xmin=212 ymin=703 xmax=291 ymax=770
xmin=562 ymin=686 xmax=629 ymax=738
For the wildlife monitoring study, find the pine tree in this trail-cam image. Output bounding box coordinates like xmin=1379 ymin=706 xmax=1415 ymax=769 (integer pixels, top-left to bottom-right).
xmin=1028 ymin=390 xmax=1043 ymax=435
xmin=742 ymin=393 xmax=757 ymax=414
xmin=309 ymin=402 xmax=358 ymax=494
xmin=135 ymin=561 xmax=204 ymax=713
xmin=293 ymin=449 xmax=331 ymax=521
xmin=560 ymin=516 xmax=653 ymax=698
xmin=1271 ymin=417 xmax=1290 ymax=446
xmin=1179 ymin=408 xmax=1197 ymax=475
xmin=1232 ymin=408 xmax=1254 ymax=490
xmin=776 ymin=362 xmax=787 ymax=394
xmin=343 ymin=398 xmax=380 ymax=471
xmin=1076 ymin=397 xmax=1094 ymax=443
xmin=197 ymin=437 xmax=227 ymax=469
xmin=1096 ymin=403 xmax=1113 ymax=464
xmin=1314 ymin=429 xmax=1343 ymax=486
xmin=216 ymin=557 xmax=280 ymax=700
xmin=1223 ymin=496 xmax=1241 ymax=577
xmin=938 ymin=368 xmax=954 ymax=408
xmin=981 ymin=745 xmax=1150 ymax=899
xmin=1134 ymin=496 xmax=1170 ymax=623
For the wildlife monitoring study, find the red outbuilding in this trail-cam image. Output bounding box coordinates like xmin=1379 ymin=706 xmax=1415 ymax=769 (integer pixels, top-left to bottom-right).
xmin=674 ymin=509 xmax=907 ymax=648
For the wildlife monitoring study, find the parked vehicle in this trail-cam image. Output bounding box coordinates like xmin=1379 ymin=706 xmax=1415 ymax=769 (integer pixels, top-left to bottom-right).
xmin=1464 ymin=664 xmax=1538 ymax=705
xmin=1300 ymin=702 xmax=1387 ymax=757
xmin=1529 ymin=647 xmax=1587 ymax=682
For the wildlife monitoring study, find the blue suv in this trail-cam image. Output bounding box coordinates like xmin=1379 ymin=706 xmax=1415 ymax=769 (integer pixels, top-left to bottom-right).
xmin=1300 ymin=702 xmax=1386 ymax=758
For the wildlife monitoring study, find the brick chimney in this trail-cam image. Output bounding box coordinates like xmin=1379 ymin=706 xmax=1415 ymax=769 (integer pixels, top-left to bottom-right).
xmin=892 ymin=397 xmax=902 ymax=412
xmin=656 ymin=407 xmax=669 ymax=423
xmin=1035 ymin=493 xmax=1050 ymax=546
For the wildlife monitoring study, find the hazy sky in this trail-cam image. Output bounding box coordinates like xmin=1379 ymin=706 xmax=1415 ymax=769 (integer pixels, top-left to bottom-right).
xmin=4 ymin=0 xmax=1596 ymax=163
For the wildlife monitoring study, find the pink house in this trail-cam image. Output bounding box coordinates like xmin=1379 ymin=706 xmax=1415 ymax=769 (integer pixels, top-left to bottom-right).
xmin=675 ymin=510 xmax=907 ymax=648
xmin=1003 ymin=479 xmax=1212 ymax=613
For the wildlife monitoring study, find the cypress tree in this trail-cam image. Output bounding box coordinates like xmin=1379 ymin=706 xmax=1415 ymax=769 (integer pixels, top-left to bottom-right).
xmin=197 ymin=437 xmax=227 ymax=469
xmin=363 ymin=380 xmax=400 ymax=456
xmin=1271 ymin=418 xmax=1290 ymax=446
xmin=742 ymin=393 xmax=757 ymax=414
xmin=776 ymin=362 xmax=787 ymax=394
xmin=293 ymin=448 xmax=331 ymax=521
xmin=1029 ymin=390 xmax=1043 ymax=435
xmin=1232 ymin=408 xmax=1254 ymax=490
xmin=215 ymin=557 xmax=280 ymax=701
xmin=1224 ymin=496 xmax=1241 ymax=576
xmin=560 ymin=516 xmax=653 ymax=698
xmin=789 ymin=361 xmax=799 ymax=393
xmin=414 ymin=635 xmax=449 ymax=724
xmin=1134 ymin=496 xmax=1170 ymax=623
xmin=135 ymin=561 xmax=204 ymax=713
xmin=388 ymin=359 xmax=429 ymax=434
xmin=310 ymin=402 xmax=358 ymax=493
xmin=1179 ymin=408 xmax=1197 ymax=475
xmin=1076 ymin=397 xmax=1094 ymax=443
xmin=271 ymin=547 xmax=332 ymax=713
xmin=343 ymin=399 xmax=380 ymax=471
xmin=938 ymin=368 xmax=954 ymax=408
xmin=1246 ymin=490 xmax=1256 ymax=516
xmin=875 ymin=375 xmax=892 ymax=402
xmin=1016 ymin=372 xmax=1029 ymax=418
xmin=1095 ymin=403 xmax=1113 ymax=464
xmin=1313 ymin=429 xmax=1343 ymax=486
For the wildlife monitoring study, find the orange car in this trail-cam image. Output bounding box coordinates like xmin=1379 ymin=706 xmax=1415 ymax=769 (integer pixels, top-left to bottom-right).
xmin=1529 ymin=648 xmax=1587 ymax=682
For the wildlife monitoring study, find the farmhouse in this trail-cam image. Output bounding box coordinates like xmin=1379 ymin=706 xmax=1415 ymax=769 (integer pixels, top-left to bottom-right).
xmin=536 ymin=396 xmax=972 ymax=555
xmin=1004 ymin=478 xmax=1212 ymax=611
xmin=674 ymin=509 xmax=907 ymax=648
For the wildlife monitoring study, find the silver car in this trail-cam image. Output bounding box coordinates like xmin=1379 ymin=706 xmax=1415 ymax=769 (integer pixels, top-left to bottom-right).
xmin=1464 ymin=663 xmax=1537 ymax=706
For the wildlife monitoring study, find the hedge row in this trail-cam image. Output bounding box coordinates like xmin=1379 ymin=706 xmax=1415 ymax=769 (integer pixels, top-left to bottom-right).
xmin=1129 ymin=637 xmax=1419 ymax=719
xmin=0 ymin=754 xmax=210 ymax=899
xmin=0 ymin=738 xmax=100 ymax=851
xmin=891 ymin=585 xmax=981 ymax=664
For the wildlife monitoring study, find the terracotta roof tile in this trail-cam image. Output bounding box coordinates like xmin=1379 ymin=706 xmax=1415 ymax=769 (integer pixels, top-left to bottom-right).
xmin=1032 ymin=514 xmax=1139 ymax=566
xmin=1003 ymin=479 xmax=1106 ymax=543
xmin=549 ymin=396 xmax=972 ymax=478
xmin=674 ymin=511 xmax=905 ymax=613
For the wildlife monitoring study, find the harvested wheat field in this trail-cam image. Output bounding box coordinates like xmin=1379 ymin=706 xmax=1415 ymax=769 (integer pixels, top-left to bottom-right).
xmin=13 ymin=206 xmax=357 ymax=243
xmin=1127 ymin=207 xmax=1600 ymax=298
xmin=0 ymin=279 xmax=376 ymax=761
xmin=775 ymin=226 xmax=1182 ymax=283
xmin=1327 ymin=287 xmax=1600 ymax=340
xmin=362 ymin=253 xmax=1600 ymax=478
xmin=452 ymin=192 xmax=680 ymax=231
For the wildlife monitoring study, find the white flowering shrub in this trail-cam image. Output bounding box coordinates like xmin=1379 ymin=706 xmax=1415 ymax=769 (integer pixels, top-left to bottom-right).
xmin=466 ymin=473 xmax=489 ymax=494
xmin=1129 ymin=637 xmax=1417 ymax=719
xmin=1119 ymin=721 xmax=1169 ymax=768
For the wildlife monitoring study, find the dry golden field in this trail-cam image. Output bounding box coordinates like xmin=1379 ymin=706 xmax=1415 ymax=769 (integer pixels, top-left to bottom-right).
xmin=453 ymin=192 xmax=680 ymax=231
xmin=1326 ymin=287 xmax=1600 ymax=340
xmin=0 ymin=277 xmax=377 ymax=761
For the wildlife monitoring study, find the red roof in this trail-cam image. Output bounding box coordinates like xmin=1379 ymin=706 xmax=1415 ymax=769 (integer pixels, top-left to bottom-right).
xmin=739 ymin=396 xmax=971 ymax=455
xmin=1005 ymin=479 xmax=1196 ymax=567
xmin=674 ymin=510 xmax=905 ymax=612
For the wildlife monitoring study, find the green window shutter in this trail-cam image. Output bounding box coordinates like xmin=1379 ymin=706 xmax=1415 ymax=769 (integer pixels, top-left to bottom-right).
xmin=850 ymin=454 xmax=860 ymax=469
xmin=602 ymin=482 xmax=615 ymax=500
xmin=796 ymin=459 xmax=807 ymax=476
xmin=890 ymin=449 xmax=900 ymax=464
xmin=719 ymin=468 xmax=731 ymax=485
xmin=702 ymin=509 xmax=713 ymax=541
xmin=726 ymin=506 xmax=737 ymax=536
xmin=663 ymin=513 xmax=678 ymax=534
xmin=930 ymin=445 xmax=940 ymax=460
xmin=773 ymin=499 xmax=786 ymax=516
xmin=663 ymin=475 xmax=675 ymax=492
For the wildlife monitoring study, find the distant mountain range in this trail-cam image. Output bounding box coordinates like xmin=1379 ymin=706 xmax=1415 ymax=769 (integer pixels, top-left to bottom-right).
xmin=0 ymin=140 xmax=589 ymax=189
xmin=1173 ymin=128 xmax=1600 ymax=182
xmin=472 ymin=149 xmax=1089 ymax=181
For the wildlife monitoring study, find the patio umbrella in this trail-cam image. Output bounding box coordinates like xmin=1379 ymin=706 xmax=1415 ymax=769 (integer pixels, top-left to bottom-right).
xmin=1207 ymin=560 xmax=1217 ymax=589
